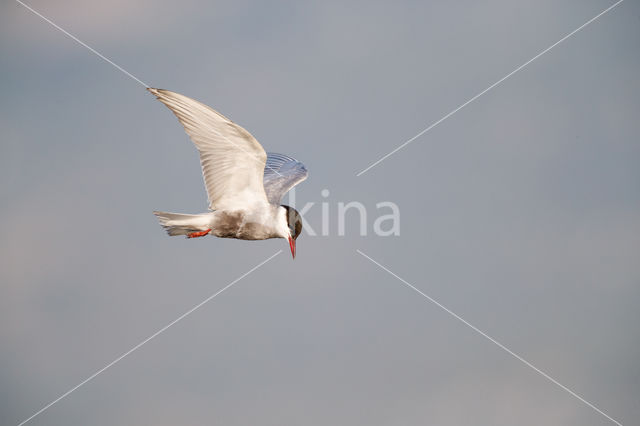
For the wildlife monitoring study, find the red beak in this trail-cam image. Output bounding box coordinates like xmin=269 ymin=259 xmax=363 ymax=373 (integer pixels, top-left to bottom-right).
xmin=288 ymin=236 xmax=296 ymax=259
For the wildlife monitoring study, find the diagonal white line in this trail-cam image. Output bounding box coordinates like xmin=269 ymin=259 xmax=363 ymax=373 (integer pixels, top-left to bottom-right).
xmin=356 ymin=0 xmax=625 ymax=176
xmin=17 ymin=250 xmax=282 ymax=426
xmin=356 ymin=249 xmax=623 ymax=426
xmin=14 ymin=0 xmax=148 ymax=87
xmin=14 ymin=0 xmax=282 ymax=177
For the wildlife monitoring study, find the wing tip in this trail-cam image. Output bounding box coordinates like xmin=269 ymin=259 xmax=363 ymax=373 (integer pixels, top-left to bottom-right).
xmin=147 ymin=87 xmax=167 ymax=98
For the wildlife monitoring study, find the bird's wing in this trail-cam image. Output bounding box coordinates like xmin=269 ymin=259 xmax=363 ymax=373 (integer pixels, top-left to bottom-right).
xmin=149 ymin=88 xmax=269 ymax=210
xmin=263 ymin=152 xmax=308 ymax=204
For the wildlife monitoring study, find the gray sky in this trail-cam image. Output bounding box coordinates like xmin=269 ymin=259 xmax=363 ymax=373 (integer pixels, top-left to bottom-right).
xmin=1 ymin=1 xmax=639 ymax=425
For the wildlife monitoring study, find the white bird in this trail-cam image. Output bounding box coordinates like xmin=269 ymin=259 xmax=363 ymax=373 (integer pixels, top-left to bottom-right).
xmin=148 ymin=88 xmax=307 ymax=258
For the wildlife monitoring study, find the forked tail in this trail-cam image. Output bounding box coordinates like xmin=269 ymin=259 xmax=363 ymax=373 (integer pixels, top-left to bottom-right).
xmin=153 ymin=211 xmax=213 ymax=237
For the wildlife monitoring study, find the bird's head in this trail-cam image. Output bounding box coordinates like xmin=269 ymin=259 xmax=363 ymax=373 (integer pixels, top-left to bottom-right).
xmin=282 ymin=205 xmax=302 ymax=259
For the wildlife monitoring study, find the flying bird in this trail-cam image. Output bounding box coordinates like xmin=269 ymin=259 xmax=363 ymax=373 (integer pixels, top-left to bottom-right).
xmin=148 ymin=88 xmax=307 ymax=259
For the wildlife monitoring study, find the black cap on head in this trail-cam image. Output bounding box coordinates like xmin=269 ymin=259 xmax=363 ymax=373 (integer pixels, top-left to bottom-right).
xmin=282 ymin=205 xmax=302 ymax=240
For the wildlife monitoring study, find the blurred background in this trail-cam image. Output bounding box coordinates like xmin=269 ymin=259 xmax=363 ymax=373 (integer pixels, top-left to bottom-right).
xmin=1 ymin=1 xmax=639 ymax=425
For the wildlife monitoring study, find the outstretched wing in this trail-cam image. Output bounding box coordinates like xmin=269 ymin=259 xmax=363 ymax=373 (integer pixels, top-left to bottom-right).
xmin=148 ymin=88 xmax=269 ymax=210
xmin=263 ymin=152 xmax=308 ymax=204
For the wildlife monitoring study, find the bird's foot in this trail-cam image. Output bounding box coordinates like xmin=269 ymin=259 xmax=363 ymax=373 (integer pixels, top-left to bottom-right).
xmin=187 ymin=229 xmax=211 ymax=238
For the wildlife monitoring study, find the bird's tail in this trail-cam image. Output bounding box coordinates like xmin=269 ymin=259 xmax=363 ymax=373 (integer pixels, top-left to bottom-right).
xmin=153 ymin=211 xmax=213 ymax=236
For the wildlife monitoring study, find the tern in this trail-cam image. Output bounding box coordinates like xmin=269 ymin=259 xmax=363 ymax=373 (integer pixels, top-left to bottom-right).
xmin=148 ymin=88 xmax=307 ymax=259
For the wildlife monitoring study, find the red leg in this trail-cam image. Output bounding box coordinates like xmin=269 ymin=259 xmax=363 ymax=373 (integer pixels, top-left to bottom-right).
xmin=187 ymin=229 xmax=211 ymax=238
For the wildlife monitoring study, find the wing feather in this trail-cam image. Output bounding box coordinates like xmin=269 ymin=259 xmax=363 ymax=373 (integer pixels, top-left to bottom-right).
xmin=263 ymin=153 xmax=308 ymax=204
xmin=149 ymin=88 xmax=268 ymax=210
